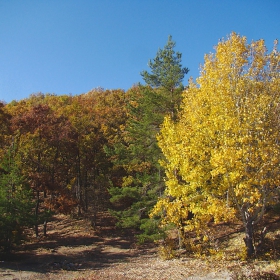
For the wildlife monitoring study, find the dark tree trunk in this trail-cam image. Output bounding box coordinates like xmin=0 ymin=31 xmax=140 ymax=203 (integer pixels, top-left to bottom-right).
xmin=76 ymin=152 xmax=83 ymax=216
xmin=43 ymin=220 xmax=47 ymax=237
xmin=35 ymin=190 xmax=40 ymax=237
xmin=84 ymin=170 xmax=88 ymax=212
xmin=243 ymin=217 xmax=255 ymax=257
xmin=92 ymin=183 xmax=97 ymax=230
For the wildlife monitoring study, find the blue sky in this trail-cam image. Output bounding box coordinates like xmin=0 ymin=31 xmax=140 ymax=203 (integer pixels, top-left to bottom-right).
xmin=0 ymin=0 xmax=279 ymax=103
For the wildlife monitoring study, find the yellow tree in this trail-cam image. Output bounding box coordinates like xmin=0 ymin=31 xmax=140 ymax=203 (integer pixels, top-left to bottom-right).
xmin=151 ymin=33 xmax=280 ymax=257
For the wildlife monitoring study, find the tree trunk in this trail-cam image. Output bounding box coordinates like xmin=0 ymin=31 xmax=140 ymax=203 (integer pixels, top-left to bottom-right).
xmin=43 ymin=220 xmax=47 ymax=237
xmin=178 ymin=228 xmax=183 ymax=249
xmin=178 ymin=218 xmax=185 ymax=249
xmin=76 ymin=152 xmax=83 ymax=216
xmin=35 ymin=190 xmax=40 ymax=237
xmin=243 ymin=217 xmax=255 ymax=257
xmin=84 ymin=170 xmax=88 ymax=212
xmin=92 ymin=183 xmax=97 ymax=230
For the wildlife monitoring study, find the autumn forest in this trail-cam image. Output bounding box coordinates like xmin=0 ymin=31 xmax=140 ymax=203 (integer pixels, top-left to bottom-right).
xmin=1 ymin=32 xmax=280 ymax=261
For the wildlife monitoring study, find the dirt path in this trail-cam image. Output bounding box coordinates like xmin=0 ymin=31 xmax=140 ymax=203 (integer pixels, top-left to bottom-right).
xmin=0 ymin=213 xmax=233 ymax=279
xmin=0 ymin=213 xmax=278 ymax=279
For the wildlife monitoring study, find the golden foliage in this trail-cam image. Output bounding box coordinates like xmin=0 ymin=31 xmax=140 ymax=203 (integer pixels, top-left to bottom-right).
xmin=152 ymin=32 xmax=280 ymax=248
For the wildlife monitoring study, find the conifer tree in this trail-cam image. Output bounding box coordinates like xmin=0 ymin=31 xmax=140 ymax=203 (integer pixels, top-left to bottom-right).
xmin=0 ymin=141 xmax=34 ymax=250
xmin=141 ymin=35 xmax=189 ymax=119
xmin=108 ymin=37 xmax=188 ymax=241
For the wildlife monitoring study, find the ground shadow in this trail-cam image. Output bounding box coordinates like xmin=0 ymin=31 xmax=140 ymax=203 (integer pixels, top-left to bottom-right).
xmin=0 ymin=211 xmax=150 ymax=277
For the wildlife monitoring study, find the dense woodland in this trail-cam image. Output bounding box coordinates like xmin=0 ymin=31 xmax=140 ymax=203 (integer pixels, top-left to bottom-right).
xmin=0 ymin=33 xmax=280 ymax=259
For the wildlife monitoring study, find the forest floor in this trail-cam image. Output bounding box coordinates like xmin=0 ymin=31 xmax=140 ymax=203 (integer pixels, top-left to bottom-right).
xmin=0 ymin=211 xmax=280 ymax=280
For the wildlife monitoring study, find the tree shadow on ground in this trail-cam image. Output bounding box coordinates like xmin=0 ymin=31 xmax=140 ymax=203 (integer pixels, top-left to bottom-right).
xmin=0 ymin=211 xmax=150 ymax=277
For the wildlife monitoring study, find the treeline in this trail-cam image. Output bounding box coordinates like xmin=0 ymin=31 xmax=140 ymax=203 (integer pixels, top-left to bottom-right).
xmin=0 ymin=88 xmax=131 ymax=249
xmin=1 ymin=33 xmax=280 ymax=258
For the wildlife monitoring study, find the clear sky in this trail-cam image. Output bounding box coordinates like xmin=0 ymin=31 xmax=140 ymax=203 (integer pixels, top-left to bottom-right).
xmin=0 ymin=0 xmax=279 ymax=103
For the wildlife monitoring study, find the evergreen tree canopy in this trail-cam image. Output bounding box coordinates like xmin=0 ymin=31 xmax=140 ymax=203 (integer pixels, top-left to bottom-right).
xmin=108 ymin=37 xmax=189 ymax=242
xmin=141 ymin=35 xmax=189 ymax=92
xmin=0 ymin=141 xmax=34 ymax=250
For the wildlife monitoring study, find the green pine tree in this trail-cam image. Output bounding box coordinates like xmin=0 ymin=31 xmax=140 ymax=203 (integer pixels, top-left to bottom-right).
xmin=141 ymin=35 xmax=189 ymax=119
xmin=0 ymin=141 xmax=34 ymax=251
xmin=108 ymin=36 xmax=189 ymax=242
